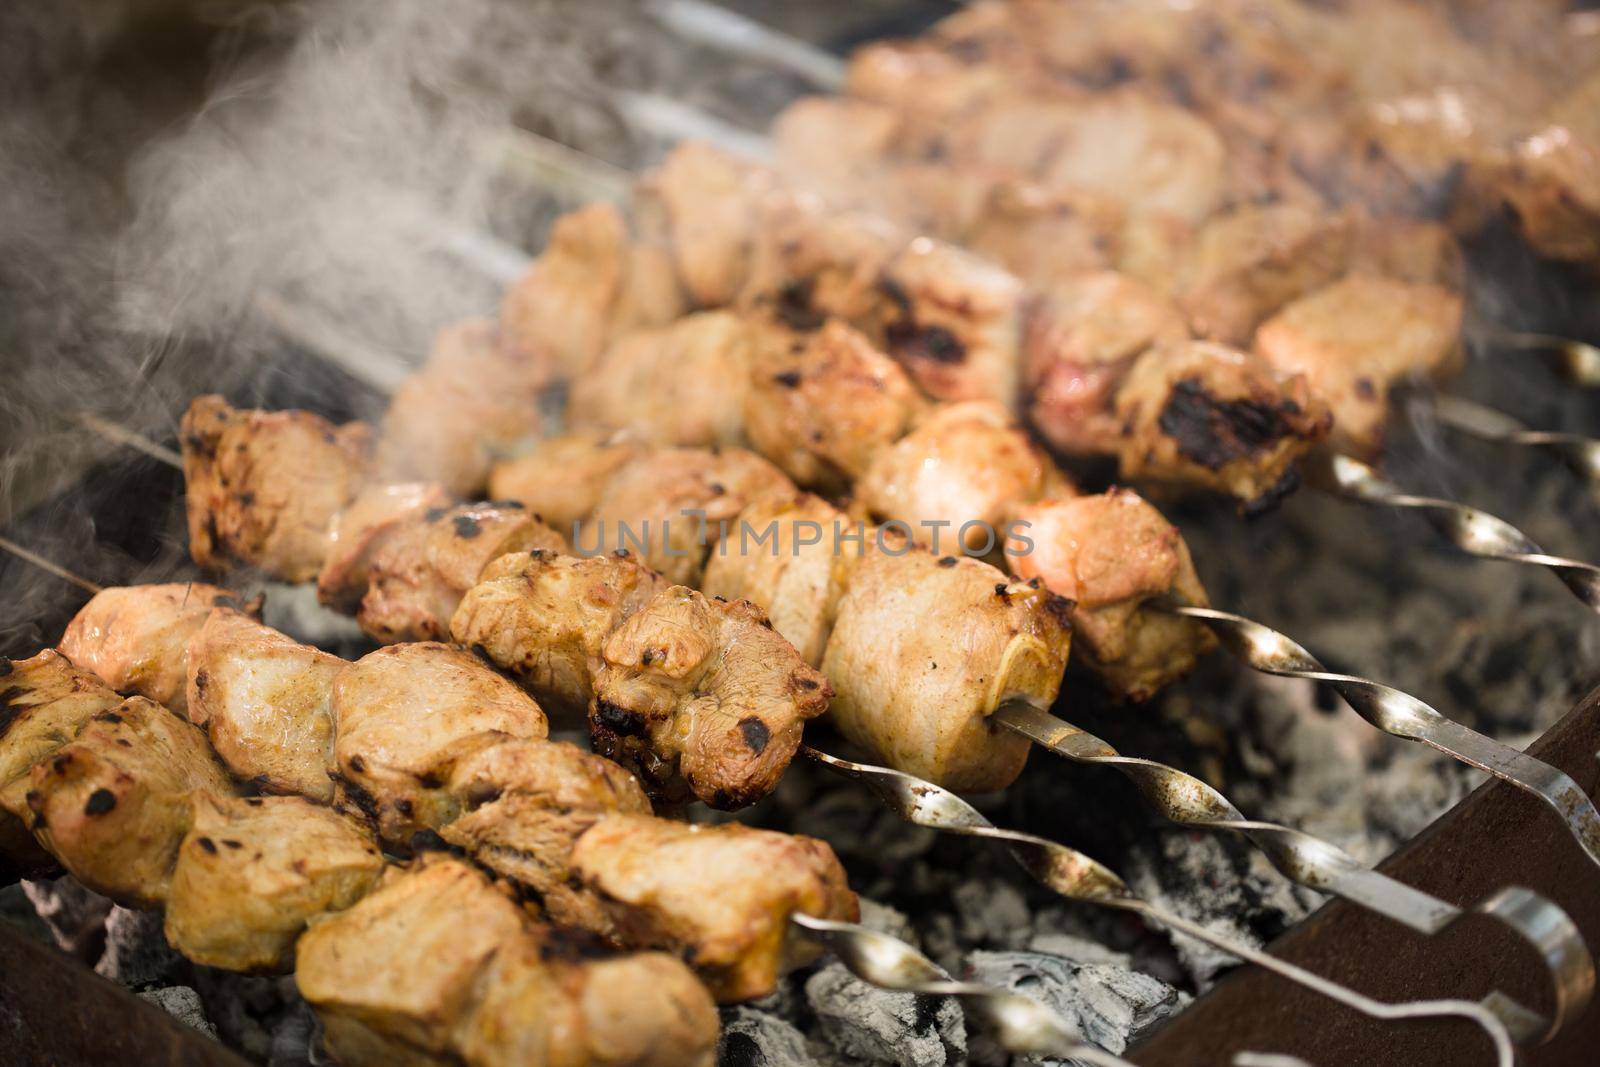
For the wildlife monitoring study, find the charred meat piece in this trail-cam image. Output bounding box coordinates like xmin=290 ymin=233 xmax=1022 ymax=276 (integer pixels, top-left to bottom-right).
xmin=452 ymin=551 xmax=668 ymax=720
xmin=1010 ymin=491 xmax=1214 ymax=701
xmin=1112 ymin=341 xmax=1331 ymax=509
xmin=1254 ymin=273 xmax=1463 ymax=457
xmin=821 ymin=540 xmax=1071 ymax=791
xmin=330 ymin=641 xmax=549 ymax=843
xmin=569 ymin=311 xmax=755 ymax=448
xmin=316 ymin=481 xmax=454 ymax=614
xmin=185 ymin=609 xmax=344 ymax=802
xmin=295 ymin=857 xmax=720 ymax=1067
xmin=58 ymin=582 xmax=250 ymax=714
xmin=571 ymin=814 xmax=858 ymax=1003
xmin=378 ymin=320 xmax=548 ymax=497
xmin=165 ymin=794 xmax=383 ymax=973
xmin=359 ymin=502 xmax=569 ymax=644
xmin=592 ymin=587 xmax=832 ymax=809
xmin=181 ymin=395 xmax=374 ymax=583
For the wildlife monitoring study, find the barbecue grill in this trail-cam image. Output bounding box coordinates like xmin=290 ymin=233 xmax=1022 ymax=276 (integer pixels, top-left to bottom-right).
xmin=3 ymin=2 xmax=1599 ymax=1065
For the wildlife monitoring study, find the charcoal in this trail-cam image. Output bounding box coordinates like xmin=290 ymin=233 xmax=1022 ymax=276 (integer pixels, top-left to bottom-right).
xmin=804 ymin=961 xmax=966 ymax=1067
xmin=718 ymin=1006 xmax=810 ymax=1067
xmin=20 ymin=876 xmax=111 ymax=961
xmin=139 ymin=986 xmax=216 ymax=1038
xmin=0 ymin=882 xmax=56 ymax=946
xmin=96 ymin=906 xmax=184 ymax=988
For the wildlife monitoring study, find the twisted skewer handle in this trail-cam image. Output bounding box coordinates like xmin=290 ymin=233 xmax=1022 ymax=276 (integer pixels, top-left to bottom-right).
xmin=1431 ymin=396 xmax=1600 ymax=486
xmin=1308 ymin=452 xmax=1600 ymax=611
xmin=790 ymin=914 xmax=1135 ymax=1066
xmin=1162 ymin=601 xmax=1600 ymax=881
xmin=801 ymin=746 xmax=1519 ymax=1065
xmin=993 ymin=702 xmax=1592 ymax=1041
xmin=1492 ymin=330 xmax=1600 ymax=389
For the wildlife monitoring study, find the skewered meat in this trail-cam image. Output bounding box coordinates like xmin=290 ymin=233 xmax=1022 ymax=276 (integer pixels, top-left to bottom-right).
xmin=295 ymin=857 xmax=720 ymax=1067
xmin=1113 ymin=341 xmax=1331 ymax=507
xmin=635 ymin=141 xmax=775 ymax=309
xmin=593 ymin=587 xmax=832 ymax=809
xmin=1498 ymin=69 xmax=1600 ymax=265
xmin=966 ymin=182 xmax=1126 ymax=292
xmin=186 ymin=609 xmax=345 ymax=802
xmin=821 ymin=538 xmax=1072 ymax=790
xmin=500 ymin=201 xmax=686 ymax=375
xmin=330 ymin=642 xmax=549 ymax=842
xmin=165 ymin=794 xmax=383 ymax=972
xmin=487 ymin=436 xmax=640 ymax=535
xmin=1009 ymin=491 xmax=1214 ymax=701
xmin=378 ymin=320 xmax=548 ymax=497
xmin=570 ymin=311 xmax=754 ymax=448
xmin=452 ymin=550 xmax=668 ymax=719
xmin=181 ymin=395 xmax=374 ymax=583
xmin=1254 ymin=273 xmax=1464 ymax=456
xmin=701 ymin=491 xmax=847 ymax=667
xmin=585 ymin=446 xmax=792 ymax=586
xmin=571 ymin=814 xmax=857 ymax=1002
xmin=316 ymin=481 xmax=454 ymax=613
xmin=744 ymin=317 xmax=925 ymax=493
xmin=26 ymin=695 xmax=235 ymax=907
xmin=359 ymin=501 xmax=569 ymax=643
xmin=856 ymin=400 xmax=1063 ymax=554
xmin=57 ymin=582 xmax=253 ymax=713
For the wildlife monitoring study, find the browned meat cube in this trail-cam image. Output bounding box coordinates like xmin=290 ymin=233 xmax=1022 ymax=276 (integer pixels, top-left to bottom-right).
xmin=316 ymin=481 xmax=454 ymax=613
xmin=488 ymin=436 xmax=640 ymax=536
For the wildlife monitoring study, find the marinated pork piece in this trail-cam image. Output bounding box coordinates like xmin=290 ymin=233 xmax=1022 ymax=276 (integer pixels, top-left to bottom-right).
xmin=1024 ymin=270 xmax=1191 ymax=457
xmin=769 ymin=96 xmax=920 ymax=225
xmin=965 ymin=182 xmax=1125 ymax=291
xmin=26 ymin=695 xmax=235 ymax=906
xmin=181 ymin=395 xmax=374 ymax=583
xmin=330 ymin=642 xmax=549 ymax=843
xmin=592 ymin=587 xmax=832 ymax=809
xmin=165 ymin=794 xmax=383 ymax=973
xmin=500 ymin=201 xmax=686 ymax=376
xmin=379 ymin=320 xmax=548 ymax=497
xmin=452 ymin=551 xmax=669 ymax=719
xmin=185 ymin=609 xmax=344 ymax=802
xmin=295 ymin=857 xmax=720 ymax=1067
xmin=0 ymin=651 xmax=125 ymax=876
xmin=857 ymin=401 xmax=1065 ymax=555
xmin=571 ymin=814 xmax=858 ymax=1003
xmin=739 ymin=192 xmax=905 ymax=331
xmin=58 ymin=582 xmax=252 ymax=713
xmin=634 ymin=141 xmax=772 ymax=309
xmin=1113 ymin=341 xmax=1332 ymax=509
xmin=701 ymin=492 xmax=848 ymax=667
xmin=1254 ymin=273 xmax=1463 ymax=457
xmin=569 ymin=311 xmax=754 ymax=448
xmin=359 ymin=502 xmax=569 ymax=644
xmin=821 ymin=541 xmax=1072 ymax=791
xmin=1010 ymin=491 xmax=1215 ymax=701
xmin=1349 ymin=216 xmax=1465 ymax=288
xmin=316 ymin=481 xmax=454 ymax=613
xmin=1176 ymin=203 xmax=1355 ymax=347
xmin=743 ymin=317 xmax=925 ymax=493
xmin=1499 ymin=70 xmax=1600 ymax=265
xmin=586 ymin=447 xmax=793 ymax=586
xmin=488 ymin=436 xmax=640 ymax=535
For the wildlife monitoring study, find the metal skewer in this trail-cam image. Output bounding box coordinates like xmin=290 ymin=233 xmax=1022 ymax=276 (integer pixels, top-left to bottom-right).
xmin=644 ymin=0 xmax=847 ymax=90
xmin=1429 ymin=395 xmax=1600 ymax=486
xmin=804 ymin=746 xmax=1524 ymax=1065
xmin=1487 ymin=328 xmax=1600 ymax=389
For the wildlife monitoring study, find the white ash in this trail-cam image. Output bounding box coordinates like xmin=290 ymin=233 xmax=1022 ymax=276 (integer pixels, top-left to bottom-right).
xmin=96 ymin=905 xmax=185 ymax=989
xmin=20 ymin=876 xmax=111 ymax=962
xmin=803 ymin=963 xmax=966 ymax=1067
xmin=139 ymin=986 xmax=217 ymax=1039
xmin=718 ymin=1007 xmax=811 ymax=1067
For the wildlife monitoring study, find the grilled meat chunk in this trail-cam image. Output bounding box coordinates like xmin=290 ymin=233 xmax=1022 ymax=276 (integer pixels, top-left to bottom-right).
xmin=635 ymin=141 xmax=771 ymax=309
xmin=316 ymin=482 xmax=454 ymax=613
xmin=185 ymin=609 xmax=344 ymax=802
xmin=821 ymin=541 xmax=1072 ymax=791
xmin=359 ymin=502 xmax=569 ymax=644
xmin=166 ymin=794 xmax=383 ymax=973
xmin=1113 ymin=341 xmax=1331 ymax=508
xmin=452 ymin=551 xmax=669 ymax=720
xmin=181 ymin=395 xmax=374 ymax=583
xmin=1010 ymin=491 xmax=1214 ymax=701
xmin=1254 ymin=273 xmax=1463 ymax=456
xmin=296 ymin=857 xmax=719 ymax=1067
xmin=26 ymin=695 xmax=235 ymax=906
xmin=571 ymin=814 xmax=857 ymax=1003
xmin=570 ymin=311 xmax=754 ymax=448
xmin=1500 ymin=70 xmax=1600 ymax=264
xmin=592 ymin=587 xmax=832 ymax=809
xmin=379 ymin=320 xmax=547 ymax=497
xmin=330 ymin=642 xmax=549 ymax=843
xmin=58 ymin=582 xmax=250 ymax=713
xmin=488 ymin=437 xmax=640 ymax=536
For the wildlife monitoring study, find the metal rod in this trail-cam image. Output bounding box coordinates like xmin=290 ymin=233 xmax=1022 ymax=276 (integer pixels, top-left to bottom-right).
xmin=74 ymin=414 xmax=183 ymax=468
xmin=1307 ymin=451 xmax=1600 ymax=611
xmin=1159 ymin=599 xmax=1600 ymax=878
xmin=993 ymin=700 xmax=1592 ymax=1042
xmin=0 ymin=537 xmax=103 ymax=595
xmin=484 ymin=127 xmax=632 ymax=205
xmin=611 ymin=89 xmax=776 ymax=162
xmin=790 ymin=913 xmax=1135 ymax=1066
xmin=803 ymin=746 xmax=1522 ymax=1065
xmin=251 ymin=291 xmax=413 ymax=394
xmin=644 ymin=0 xmax=848 ymax=90
xmin=1489 ymin=328 xmax=1600 ymax=389
xmin=1430 ymin=395 xmax=1600 ymax=486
